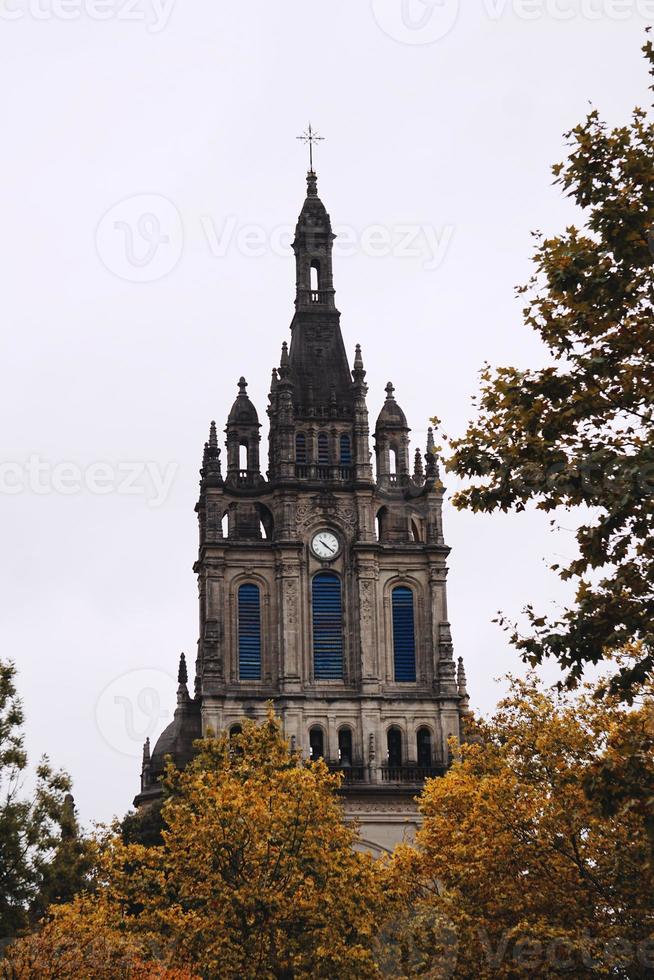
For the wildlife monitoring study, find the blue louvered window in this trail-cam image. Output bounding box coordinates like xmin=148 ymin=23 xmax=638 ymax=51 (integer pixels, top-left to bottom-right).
xmin=392 ymin=586 xmax=416 ymax=682
xmin=312 ymin=573 xmax=343 ymax=679
xmin=340 ymin=434 xmax=352 ymax=466
xmin=318 ymin=432 xmax=329 ymax=466
xmin=238 ymin=583 xmax=261 ymax=680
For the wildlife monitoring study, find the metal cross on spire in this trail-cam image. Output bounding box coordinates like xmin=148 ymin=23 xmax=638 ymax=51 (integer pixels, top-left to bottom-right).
xmin=296 ymin=123 xmax=324 ymax=173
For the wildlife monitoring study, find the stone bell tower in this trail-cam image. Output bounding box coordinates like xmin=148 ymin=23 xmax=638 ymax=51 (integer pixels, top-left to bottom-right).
xmin=136 ymin=165 xmax=471 ymax=855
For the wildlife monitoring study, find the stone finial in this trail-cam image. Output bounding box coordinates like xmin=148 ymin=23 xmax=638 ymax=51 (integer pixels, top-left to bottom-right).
xmin=368 ymin=732 xmax=376 ymax=763
xmin=209 ymin=420 xmax=218 ymax=449
xmin=178 ymin=652 xmax=188 ymax=686
xmin=269 ymin=368 xmax=278 ymax=393
xmin=238 ymin=377 xmax=248 ymax=395
xmin=142 ymin=737 xmax=151 ymax=765
xmin=414 ymin=449 xmax=424 ymax=480
xmin=306 ymin=170 xmax=318 ymax=197
xmin=385 ymin=381 xmax=395 ymax=400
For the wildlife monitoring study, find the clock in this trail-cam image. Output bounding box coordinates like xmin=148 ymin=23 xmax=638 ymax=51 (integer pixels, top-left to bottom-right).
xmin=311 ymin=530 xmax=340 ymax=560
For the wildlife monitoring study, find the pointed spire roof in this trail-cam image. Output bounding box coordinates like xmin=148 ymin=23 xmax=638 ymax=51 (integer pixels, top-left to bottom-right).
xmin=227 ymin=377 xmax=259 ymax=426
xmin=178 ymin=652 xmax=188 ymax=685
xmin=294 ymin=170 xmax=333 ymax=240
xmin=376 ymin=382 xmax=409 ymax=430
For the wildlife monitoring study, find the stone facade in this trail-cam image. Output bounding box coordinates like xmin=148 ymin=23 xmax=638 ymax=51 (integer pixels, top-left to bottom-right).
xmin=136 ymin=169 xmax=471 ymax=854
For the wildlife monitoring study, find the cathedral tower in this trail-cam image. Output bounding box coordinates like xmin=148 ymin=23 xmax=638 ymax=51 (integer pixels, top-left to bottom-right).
xmin=136 ymin=166 xmax=469 ymax=854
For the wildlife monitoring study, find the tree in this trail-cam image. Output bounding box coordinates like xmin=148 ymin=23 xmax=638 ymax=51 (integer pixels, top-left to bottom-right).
xmin=6 ymin=712 xmax=387 ymax=979
xmin=0 ymin=660 xmax=91 ymax=940
xmin=445 ymin=35 xmax=654 ymax=701
xmin=390 ymin=674 xmax=654 ymax=978
xmin=1 ymin=897 xmax=196 ymax=980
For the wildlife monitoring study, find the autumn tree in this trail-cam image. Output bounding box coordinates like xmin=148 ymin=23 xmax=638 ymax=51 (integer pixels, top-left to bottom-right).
xmin=4 ymin=713 xmax=387 ymax=979
xmin=0 ymin=660 xmax=92 ymax=941
xmin=390 ymin=674 xmax=654 ymax=978
xmin=1 ymin=897 xmax=196 ymax=980
xmin=445 ymin=36 xmax=654 ymax=700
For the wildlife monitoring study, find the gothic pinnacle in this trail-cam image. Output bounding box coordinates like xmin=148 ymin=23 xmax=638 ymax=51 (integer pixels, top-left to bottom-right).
xmin=457 ymin=656 xmax=468 ymax=697
xmin=178 ymin=652 xmax=188 ymax=686
xmin=279 ymin=341 xmax=290 ymax=382
xmin=209 ymin=420 xmax=218 ymax=449
xmin=414 ymin=449 xmax=424 ymax=480
xmin=352 ymin=344 xmax=366 ymax=383
xmin=425 ymin=426 xmax=439 ymax=477
xmin=142 ymin=737 xmax=151 ymax=765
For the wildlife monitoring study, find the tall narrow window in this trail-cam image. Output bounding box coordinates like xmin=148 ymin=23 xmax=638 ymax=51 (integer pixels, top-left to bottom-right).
xmin=310 ymin=261 xmax=320 ymax=291
xmin=340 ymin=434 xmax=352 ymax=466
xmin=295 ymin=432 xmax=307 ymax=464
xmin=392 ymin=586 xmax=416 ymax=682
xmin=312 ymin=573 xmax=343 ymax=679
xmin=387 ymin=727 xmax=402 ymax=768
xmin=338 ymin=728 xmax=353 ymax=766
xmin=239 ymin=443 xmax=248 ymax=470
xmin=309 ymin=726 xmax=324 ymax=760
xmin=317 ymin=432 xmax=329 ymax=466
xmin=417 ymin=728 xmax=432 ymax=768
xmin=238 ymin=583 xmax=261 ymax=680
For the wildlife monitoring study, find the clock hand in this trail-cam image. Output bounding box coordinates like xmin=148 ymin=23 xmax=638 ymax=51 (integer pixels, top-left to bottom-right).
xmin=323 ymin=542 xmax=335 ymax=554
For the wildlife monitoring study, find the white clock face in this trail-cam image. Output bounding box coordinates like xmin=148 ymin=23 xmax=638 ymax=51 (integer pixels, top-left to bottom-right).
xmin=311 ymin=530 xmax=340 ymax=560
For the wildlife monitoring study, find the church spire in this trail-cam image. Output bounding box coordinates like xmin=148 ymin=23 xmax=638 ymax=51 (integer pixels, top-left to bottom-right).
xmin=288 ymin=170 xmax=353 ymax=419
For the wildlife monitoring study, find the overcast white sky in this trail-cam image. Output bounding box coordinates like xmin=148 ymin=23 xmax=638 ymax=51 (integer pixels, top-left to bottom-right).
xmin=1 ymin=1 xmax=651 ymax=826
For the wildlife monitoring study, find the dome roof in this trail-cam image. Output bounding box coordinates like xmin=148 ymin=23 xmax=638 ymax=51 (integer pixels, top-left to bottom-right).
xmin=227 ymin=377 xmax=260 ymax=426
xmin=149 ymin=697 xmax=201 ymax=777
xmin=376 ymin=382 xmax=408 ymax=430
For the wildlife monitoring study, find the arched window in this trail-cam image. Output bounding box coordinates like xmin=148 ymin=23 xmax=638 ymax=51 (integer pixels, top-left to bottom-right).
xmin=317 ymin=432 xmax=329 ymax=466
xmin=417 ymin=727 xmax=432 ymax=768
xmin=310 ymin=260 xmax=320 ymax=292
xmin=338 ymin=727 xmax=353 ymax=766
xmin=239 ymin=442 xmax=248 ymax=470
xmin=387 ymin=727 xmax=402 ymax=768
xmin=411 ymin=519 xmax=422 ymax=543
xmin=389 ymin=446 xmax=398 ymax=475
xmin=340 ymin=434 xmax=352 ymax=466
xmin=376 ymin=507 xmax=387 ymax=543
xmin=309 ymin=726 xmax=324 ymax=760
xmin=295 ymin=432 xmax=307 ymax=464
xmin=392 ymin=586 xmax=416 ymax=682
xmin=238 ymin=584 xmax=261 ymax=680
xmin=229 ymin=724 xmax=242 ymax=738
xmin=312 ymin=573 xmax=343 ymax=679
